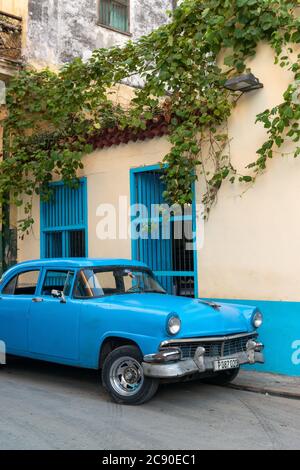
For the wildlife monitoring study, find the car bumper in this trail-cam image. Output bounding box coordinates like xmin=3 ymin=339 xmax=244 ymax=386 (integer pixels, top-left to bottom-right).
xmin=142 ymin=342 xmax=265 ymax=379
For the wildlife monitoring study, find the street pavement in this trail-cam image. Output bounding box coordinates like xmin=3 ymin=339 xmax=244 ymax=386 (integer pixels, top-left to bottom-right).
xmin=0 ymin=356 xmax=299 ymax=450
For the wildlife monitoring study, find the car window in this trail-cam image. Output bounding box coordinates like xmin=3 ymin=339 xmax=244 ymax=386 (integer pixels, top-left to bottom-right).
xmin=2 ymin=270 xmax=40 ymax=296
xmin=74 ymin=269 xmax=105 ymax=298
xmin=74 ymin=267 xmax=166 ymax=298
xmin=42 ymin=270 xmax=74 ymax=297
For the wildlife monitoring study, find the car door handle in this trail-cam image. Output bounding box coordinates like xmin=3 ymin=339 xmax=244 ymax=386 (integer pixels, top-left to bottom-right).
xmin=32 ymin=298 xmax=44 ymax=303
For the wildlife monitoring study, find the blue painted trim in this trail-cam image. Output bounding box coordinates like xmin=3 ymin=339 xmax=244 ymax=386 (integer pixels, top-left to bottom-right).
xmin=192 ymin=180 xmax=198 ymax=298
xmin=130 ymin=164 xmax=199 ymax=297
xmin=40 ymin=196 xmax=44 ymax=259
xmin=41 ymin=225 xmax=86 ymax=232
xmin=82 ymin=177 xmax=89 ymax=257
xmin=130 ymin=164 xmax=165 ymax=174
xmin=155 ymin=271 xmax=195 ymax=277
xmin=130 ymin=168 xmax=137 ymax=261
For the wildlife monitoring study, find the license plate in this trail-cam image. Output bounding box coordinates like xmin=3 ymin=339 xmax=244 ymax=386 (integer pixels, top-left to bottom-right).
xmin=214 ymin=358 xmax=239 ymax=372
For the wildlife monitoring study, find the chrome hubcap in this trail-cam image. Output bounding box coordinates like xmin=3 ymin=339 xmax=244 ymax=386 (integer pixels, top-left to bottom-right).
xmin=110 ymin=357 xmax=144 ymax=397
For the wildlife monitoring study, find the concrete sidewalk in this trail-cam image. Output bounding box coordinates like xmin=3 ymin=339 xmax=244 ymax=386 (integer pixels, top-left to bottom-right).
xmin=229 ymin=370 xmax=300 ymax=400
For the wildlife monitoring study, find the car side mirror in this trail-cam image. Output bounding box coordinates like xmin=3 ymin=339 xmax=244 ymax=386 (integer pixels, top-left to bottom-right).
xmin=51 ymin=289 xmax=61 ymax=298
xmin=51 ymin=289 xmax=67 ymax=304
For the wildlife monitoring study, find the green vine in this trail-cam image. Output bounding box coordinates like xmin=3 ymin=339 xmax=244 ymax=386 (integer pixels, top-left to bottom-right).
xmin=0 ymin=0 xmax=299 ymax=231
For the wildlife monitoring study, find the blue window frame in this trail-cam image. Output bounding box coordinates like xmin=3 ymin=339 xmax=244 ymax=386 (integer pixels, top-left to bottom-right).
xmin=130 ymin=165 xmax=198 ymax=298
xmin=40 ymin=179 xmax=88 ymax=259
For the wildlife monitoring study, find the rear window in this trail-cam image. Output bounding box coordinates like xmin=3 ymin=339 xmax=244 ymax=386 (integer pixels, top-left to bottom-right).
xmin=2 ymin=270 xmax=40 ymax=296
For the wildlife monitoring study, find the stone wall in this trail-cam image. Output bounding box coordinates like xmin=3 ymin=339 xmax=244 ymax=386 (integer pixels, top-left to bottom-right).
xmin=26 ymin=0 xmax=174 ymax=68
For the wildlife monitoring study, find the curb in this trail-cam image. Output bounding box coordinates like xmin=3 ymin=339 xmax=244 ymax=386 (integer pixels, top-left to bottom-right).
xmin=227 ymin=383 xmax=300 ymax=401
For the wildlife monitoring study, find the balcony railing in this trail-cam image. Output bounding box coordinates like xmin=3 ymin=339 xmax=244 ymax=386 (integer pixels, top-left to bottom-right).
xmin=0 ymin=11 xmax=22 ymax=61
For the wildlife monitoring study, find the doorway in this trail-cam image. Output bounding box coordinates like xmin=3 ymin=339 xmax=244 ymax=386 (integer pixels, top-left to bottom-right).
xmin=130 ymin=166 xmax=198 ymax=297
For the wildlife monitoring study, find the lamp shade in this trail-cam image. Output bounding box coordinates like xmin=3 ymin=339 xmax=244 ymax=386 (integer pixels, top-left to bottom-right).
xmin=224 ymin=73 xmax=263 ymax=92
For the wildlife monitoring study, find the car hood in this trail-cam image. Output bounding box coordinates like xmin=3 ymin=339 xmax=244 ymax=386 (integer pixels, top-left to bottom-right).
xmin=107 ymin=293 xmax=256 ymax=337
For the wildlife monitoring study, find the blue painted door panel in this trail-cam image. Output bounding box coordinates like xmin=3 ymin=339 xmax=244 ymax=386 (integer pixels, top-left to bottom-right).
xmin=78 ymin=300 xmax=109 ymax=368
xmin=131 ymin=168 xmax=197 ymax=296
xmin=132 ymin=170 xmax=173 ymax=292
xmin=0 ymin=296 xmax=30 ymax=351
xmin=28 ymin=298 xmax=81 ymax=360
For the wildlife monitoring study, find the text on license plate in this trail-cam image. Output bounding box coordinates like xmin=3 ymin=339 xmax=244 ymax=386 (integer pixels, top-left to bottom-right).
xmin=214 ymin=358 xmax=239 ymax=372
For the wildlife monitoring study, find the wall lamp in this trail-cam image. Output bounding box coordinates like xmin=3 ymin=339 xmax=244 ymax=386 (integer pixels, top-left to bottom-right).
xmin=224 ymin=73 xmax=263 ymax=93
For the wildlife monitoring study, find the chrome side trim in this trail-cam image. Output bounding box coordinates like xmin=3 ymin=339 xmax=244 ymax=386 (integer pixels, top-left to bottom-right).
xmin=160 ymin=331 xmax=257 ymax=348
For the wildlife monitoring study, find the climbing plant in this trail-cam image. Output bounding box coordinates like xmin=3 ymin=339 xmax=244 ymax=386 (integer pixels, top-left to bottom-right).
xmin=0 ymin=0 xmax=299 ymax=231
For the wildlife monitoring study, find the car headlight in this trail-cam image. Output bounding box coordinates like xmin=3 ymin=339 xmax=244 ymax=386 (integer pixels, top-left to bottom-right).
xmin=167 ymin=314 xmax=181 ymax=336
xmin=252 ymin=310 xmax=263 ymax=328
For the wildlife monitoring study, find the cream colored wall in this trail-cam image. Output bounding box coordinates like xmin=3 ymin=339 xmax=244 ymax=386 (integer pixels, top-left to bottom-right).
xmin=17 ymin=138 xmax=171 ymax=263
xmin=81 ymin=138 xmax=171 ymax=260
xmin=0 ymin=0 xmax=28 ymax=49
xmin=198 ymin=43 xmax=300 ymax=302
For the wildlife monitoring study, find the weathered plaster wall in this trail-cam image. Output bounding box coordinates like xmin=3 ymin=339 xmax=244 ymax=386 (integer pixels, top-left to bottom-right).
xmin=26 ymin=0 xmax=174 ymax=68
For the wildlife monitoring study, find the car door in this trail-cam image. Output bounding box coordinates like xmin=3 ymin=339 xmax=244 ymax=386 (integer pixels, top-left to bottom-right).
xmin=28 ymin=269 xmax=81 ymax=361
xmin=0 ymin=269 xmax=41 ymax=353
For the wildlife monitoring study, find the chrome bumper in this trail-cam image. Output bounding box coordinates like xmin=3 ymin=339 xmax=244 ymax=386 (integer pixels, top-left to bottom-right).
xmin=142 ymin=340 xmax=264 ymax=379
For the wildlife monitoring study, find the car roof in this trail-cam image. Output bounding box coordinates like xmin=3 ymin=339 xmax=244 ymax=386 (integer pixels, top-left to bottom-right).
xmin=1 ymin=258 xmax=148 ymax=282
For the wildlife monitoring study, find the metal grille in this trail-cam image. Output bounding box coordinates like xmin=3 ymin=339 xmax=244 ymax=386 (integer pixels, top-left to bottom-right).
xmin=163 ymin=334 xmax=257 ymax=359
xmin=0 ymin=11 xmax=22 ymax=61
xmin=69 ymin=230 xmax=86 ymax=258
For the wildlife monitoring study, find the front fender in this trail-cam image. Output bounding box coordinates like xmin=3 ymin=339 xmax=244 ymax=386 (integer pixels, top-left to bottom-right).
xmin=97 ymin=331 xmax=162 ymax=362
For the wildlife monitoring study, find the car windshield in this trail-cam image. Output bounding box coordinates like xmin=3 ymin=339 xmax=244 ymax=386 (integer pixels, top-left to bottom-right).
xmin=74 ymin=267 xmax=166 ymax=298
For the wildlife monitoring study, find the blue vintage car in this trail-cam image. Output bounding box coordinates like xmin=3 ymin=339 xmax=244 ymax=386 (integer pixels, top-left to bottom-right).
xmin=0 ymin=258 xmax=264 ymax=404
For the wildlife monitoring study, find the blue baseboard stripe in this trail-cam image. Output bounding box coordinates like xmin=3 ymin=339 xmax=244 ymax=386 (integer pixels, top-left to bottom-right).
xmin=207 ymin=299 xmax=300 ymax=377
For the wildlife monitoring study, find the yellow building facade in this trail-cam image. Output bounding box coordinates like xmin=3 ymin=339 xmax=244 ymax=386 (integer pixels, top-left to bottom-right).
xmin=16 ymin=42 xmax=300 ymax=376
xmin=1 ymin=2 xmax=299 ymax=376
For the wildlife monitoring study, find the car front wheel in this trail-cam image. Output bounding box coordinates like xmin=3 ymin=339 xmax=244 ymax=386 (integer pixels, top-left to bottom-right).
xmin=102 ymin=345 xmax=159 ymax=405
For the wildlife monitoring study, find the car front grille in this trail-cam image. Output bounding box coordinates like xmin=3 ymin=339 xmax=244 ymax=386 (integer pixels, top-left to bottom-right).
xmin=162 ymin=333 xmax=257 ymax=359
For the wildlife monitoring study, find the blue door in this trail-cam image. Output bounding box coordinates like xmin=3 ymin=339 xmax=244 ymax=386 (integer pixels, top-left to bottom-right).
xmin=0 ymin=269 xmax=41 ymax=352
xmin=28 ymin=269 xmax=80 ymax=361
xmin=131 ymin=166 xmax=198 ymax=297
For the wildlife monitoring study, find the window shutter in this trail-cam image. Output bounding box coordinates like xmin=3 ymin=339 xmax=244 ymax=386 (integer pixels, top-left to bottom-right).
xmin=41 ymin=180 xmax=87 ymax=258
